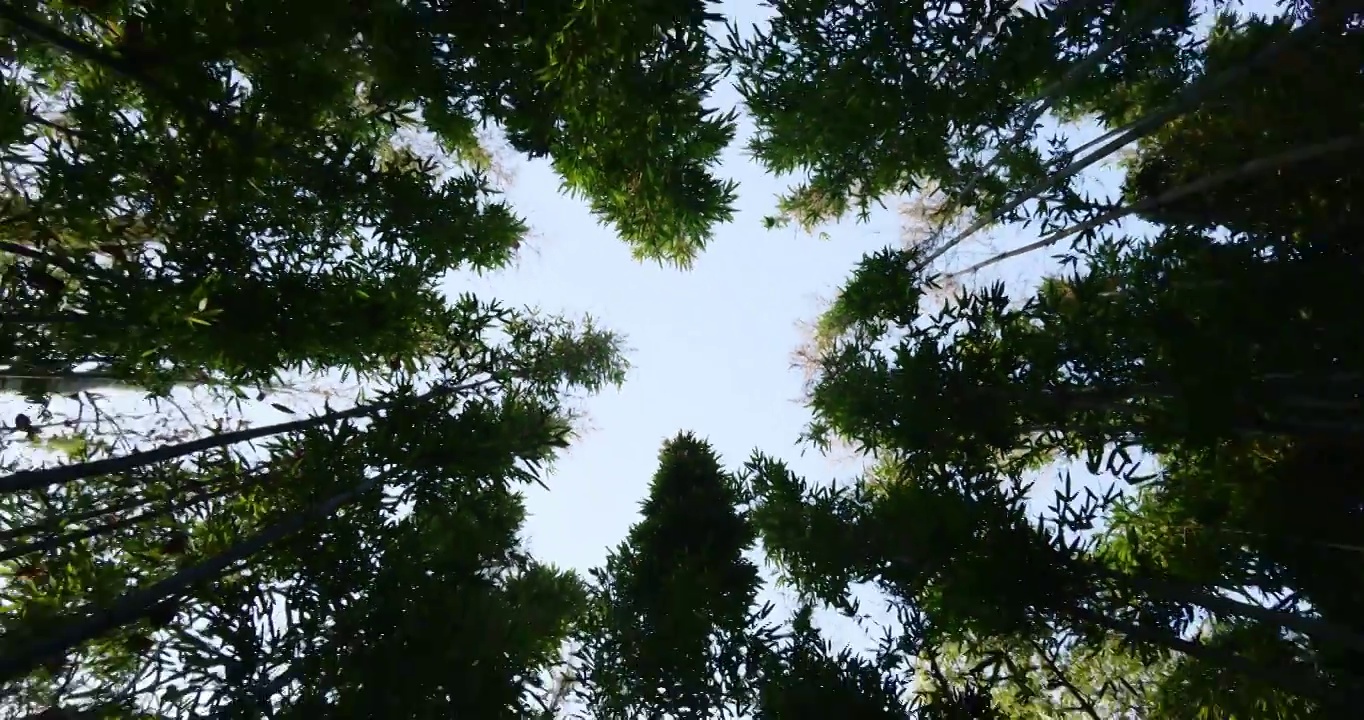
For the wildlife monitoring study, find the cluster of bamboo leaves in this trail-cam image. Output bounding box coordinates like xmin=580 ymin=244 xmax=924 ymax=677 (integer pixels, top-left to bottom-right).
xmin=0 ymin=0 xmax=714 ymax=716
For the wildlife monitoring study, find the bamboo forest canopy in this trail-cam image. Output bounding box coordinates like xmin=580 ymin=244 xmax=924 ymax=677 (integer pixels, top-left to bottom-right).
xmin=0 ymin=0 xmax=1361 ymax=718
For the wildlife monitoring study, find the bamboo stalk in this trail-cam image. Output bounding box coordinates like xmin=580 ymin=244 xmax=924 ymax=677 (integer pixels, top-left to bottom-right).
xmin=947 ymin=133 xmax=1364 ymax=279
xmin=0 ymin=481 xmax=244 ymax=562
xmin=0 ymin=472 xmax=252 ymax=543
xmin=0 ymin=378 xmax=485 ymax=495
xmin=922 ymin=16 xmax=1323 ymax=277
xmin=1065 ymin=605 xmax=1344 ymax=704
xmin=0 ymin=468 xmax=392 ymax=684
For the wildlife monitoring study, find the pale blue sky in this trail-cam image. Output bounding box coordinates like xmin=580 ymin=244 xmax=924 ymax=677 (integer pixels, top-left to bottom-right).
xmin=467 ymin=0 xmax=1280 ymax=569
xmin=449 ymin=0 xmax=1091 ymax=647
xmin=449 ymin=0 xmax=1283 ymax=652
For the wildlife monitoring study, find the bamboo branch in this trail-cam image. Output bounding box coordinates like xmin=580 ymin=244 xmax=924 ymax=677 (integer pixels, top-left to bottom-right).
xmin=1181 ymin=522 xmax=1364 ymax=558
xmin=947 ymin=133 xmax=1364 ymax=279
xmin=0 ymin=481 xmax=244 ymax=562
xmin=23 ymin=111 xmax=87 ymax=140
xmin=915 ymin=11 xmax=1134 ymax=271
xmin=1029 ymin=638 xmax=1102 ymax=720
xmin=919 ymin=15 xmax=1323 ymax=276
xmin=0 ymin=466 xmax=265 ymax=543
xmin=0 ymin=468 xmax=393 ymax=685
xmin=1120 ymin=573 xmax=1364 ymax=655
xmin=1065 ymin=606 xmax=1343 ymax=704
xmin=0 ymin=377 xmax=486 ymax=495
xmin=0 ymin=370 xmax=159 ymax=395
xmin=0 ymin=239 xmax=70 ymax=267
xmin=0 ymin=3 xmax=227 ymax=134
xmin=4 ymin=486 xmax=183 ymax=544
xmin=0 ymin=312 xmax=86 ymax=324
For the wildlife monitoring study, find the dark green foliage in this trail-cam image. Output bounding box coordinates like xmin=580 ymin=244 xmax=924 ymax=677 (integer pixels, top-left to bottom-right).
xmin=562 ymin=8 xmax=1364 ymax=717
xmin=724 ymin=0 xmax=1202 ymax=227
xmin=4 ymin=0 xmax=1364 ymax=718
xmin=2 ymin=0 xmax=727 ymax=714
xmin=0 ymin=0 xmax=736 ymax=400
xmin=753 ymin=606 xmax=912 ymax=720
xmin=492 ymin=0 xmax=740 ymax=264
xmin=727 ymin=5 xmax=1364 ymax=719
xmin=1122 ymin=14 xmax=1364 ymax=241
xmin=576 ymin=433 xmax=766 ymax=719
xmin=0 ymin=299 xmax=626 ymax=716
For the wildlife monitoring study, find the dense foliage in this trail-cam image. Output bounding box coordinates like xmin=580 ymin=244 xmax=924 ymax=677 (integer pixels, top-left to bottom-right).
xmin=727 ymin=1 xmax=1364 ymax=718
xmin=2 ymin=0 xmax=1361 ymax=718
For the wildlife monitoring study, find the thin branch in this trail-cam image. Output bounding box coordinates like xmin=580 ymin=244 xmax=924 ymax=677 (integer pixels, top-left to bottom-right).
xmin=10 ymin=447 xmax=260 ymax=536
xmin=0 ymin=480 xmax=246 ymax=562
xmin=0 ymin=239 xmax=70 ymax=267
xmin=0 ymin=312 xmax=86 ymax=324
xmin=1029 ymin=639 xmax=1101 ymax=720
xmin=914 ymin=9 xmax=1136 ymax=270
xmin=1173 ymin=521 xmax=1364 ymax=558
xmin=1120 ymin=572 xmax=1364 ymax=655
xmin=0 ymin=467 xmax=394 ymax=684
xmin=0 ymin=3 xmax=227 ymax=134
xmin=947 ymin=133 xmax=1364 ymax=279
xmin=919 ymin=15 xmax=1323 ymax=275
xmin=1066 ymin=606 xmax=1343 ymax=704
xmin=0 ymin=370 xmax=156 ymax=396
xmin=0 ymin=377 xmax=489 ymax=494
